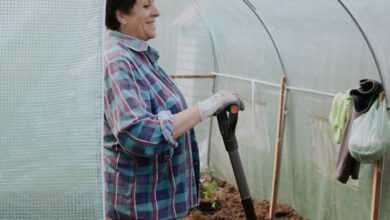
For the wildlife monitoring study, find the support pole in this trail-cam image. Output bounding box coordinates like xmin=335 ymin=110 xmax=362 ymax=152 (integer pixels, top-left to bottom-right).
xmin=269 ymin=76 xmax=287 ymax=220
xmin=370 ymin=159 xmax=382 ymax=220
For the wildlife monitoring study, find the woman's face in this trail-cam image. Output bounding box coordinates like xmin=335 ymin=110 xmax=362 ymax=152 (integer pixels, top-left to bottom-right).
xmin=117 ymin=0 xmax=160 ymax=41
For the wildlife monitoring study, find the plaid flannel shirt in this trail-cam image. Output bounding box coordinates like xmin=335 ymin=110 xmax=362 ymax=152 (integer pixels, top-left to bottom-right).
xmin=104 ymin=30 xmax=200 ymax=220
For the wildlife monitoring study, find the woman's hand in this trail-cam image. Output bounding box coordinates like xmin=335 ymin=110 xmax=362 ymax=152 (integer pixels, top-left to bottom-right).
xmin=198 ymin=90 xmax=245 ymax=121
xmin=172 ymin=91 xmax=244 ymax=139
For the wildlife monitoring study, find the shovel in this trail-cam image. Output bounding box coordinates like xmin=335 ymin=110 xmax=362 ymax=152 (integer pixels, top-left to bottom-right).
xmin=217 ymin=105 xmax=257 ymax=220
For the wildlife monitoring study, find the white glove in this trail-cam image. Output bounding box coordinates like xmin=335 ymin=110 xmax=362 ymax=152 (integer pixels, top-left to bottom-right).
xmin=198 ymin=90 xmax=245 ymax=121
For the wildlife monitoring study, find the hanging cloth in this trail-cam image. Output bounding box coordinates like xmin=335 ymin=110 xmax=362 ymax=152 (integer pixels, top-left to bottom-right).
xmin=336 ymin=79 xmax=383 ymax=183
xmin=329 ymin=92 xmax=353 ymax=144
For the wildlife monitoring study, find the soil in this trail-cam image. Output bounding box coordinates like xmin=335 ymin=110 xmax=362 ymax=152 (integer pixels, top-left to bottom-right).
xmin=185 ymin=175 xmax=306 ymax=220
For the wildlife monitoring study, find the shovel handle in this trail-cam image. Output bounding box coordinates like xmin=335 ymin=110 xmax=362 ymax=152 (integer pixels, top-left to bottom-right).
xmin=216 ymin=105 xmax=239 ymax=152
xmin=216 ymin=105 xmax=257 ymax=220
xmin=230 ymin=105 xmax=239 ymax=113
xmin=217 ymin=105 xmax=239 ymax=138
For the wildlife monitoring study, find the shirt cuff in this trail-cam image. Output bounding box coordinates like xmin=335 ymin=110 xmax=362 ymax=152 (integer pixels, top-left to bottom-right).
xmin=158 ymin=110 xmax=178 ymax=148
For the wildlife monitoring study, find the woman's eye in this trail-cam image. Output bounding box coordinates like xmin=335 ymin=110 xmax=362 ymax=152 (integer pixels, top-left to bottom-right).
xmin=143 ymin=4 xmax=150 ymax=8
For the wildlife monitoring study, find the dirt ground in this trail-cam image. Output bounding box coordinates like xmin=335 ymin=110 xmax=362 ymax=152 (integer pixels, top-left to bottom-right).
xmin=185 ymin=175 xmax=305 ymax=220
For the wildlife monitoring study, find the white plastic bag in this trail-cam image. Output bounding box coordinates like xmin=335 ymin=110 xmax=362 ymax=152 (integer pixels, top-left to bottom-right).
xmin=349 ymin=98 xmax=390 ymax=163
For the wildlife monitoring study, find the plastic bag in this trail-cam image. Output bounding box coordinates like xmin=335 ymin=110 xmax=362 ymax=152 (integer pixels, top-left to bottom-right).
xmin=349 ymin=98 xmax=390 ymax=163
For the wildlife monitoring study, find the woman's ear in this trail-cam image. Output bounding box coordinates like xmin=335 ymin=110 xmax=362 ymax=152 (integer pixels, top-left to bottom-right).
xmin=116 ymin=10 xmax=128 ymax=25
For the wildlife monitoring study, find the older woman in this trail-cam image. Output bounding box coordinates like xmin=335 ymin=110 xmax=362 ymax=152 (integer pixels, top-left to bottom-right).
xmin=104 ymin=0 xmax=244 ymax=219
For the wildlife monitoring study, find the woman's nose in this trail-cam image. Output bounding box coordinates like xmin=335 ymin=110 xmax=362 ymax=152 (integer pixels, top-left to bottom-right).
xmin=151 ymin=4 xmax=160 ymax=17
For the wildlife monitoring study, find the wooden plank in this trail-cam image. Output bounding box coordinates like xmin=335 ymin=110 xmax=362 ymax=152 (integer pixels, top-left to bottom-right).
xmin=370 ymin=159 xmax=383 ymax=220
xmin=269 ymin=76 xmax=287 ymax=220
xmin=170 ymin=74 xmax=216 ymax=79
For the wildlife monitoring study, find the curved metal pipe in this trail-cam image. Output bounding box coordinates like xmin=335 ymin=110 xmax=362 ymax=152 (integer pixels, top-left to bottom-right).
xmin=192 ymin=0 xmax=220 ymax=71
xmin=191 ymin=0 xmax=221 ymax=170
xmin=241 ymin=2 xmax=289 ymax=220
xmin=337 ymin=0 xmax=389 ymax=104
xmin=242 ymin=0 xmax=287 ymax=75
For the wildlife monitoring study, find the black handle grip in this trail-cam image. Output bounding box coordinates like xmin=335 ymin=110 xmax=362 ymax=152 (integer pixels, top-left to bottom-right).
xmin=216 ymin=105 xmax=239 ymax=135
xmin=216 ymin=105 xmax=239 ymax=152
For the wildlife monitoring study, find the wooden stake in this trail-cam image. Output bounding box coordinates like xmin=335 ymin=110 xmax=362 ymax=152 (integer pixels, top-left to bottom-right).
xmin=370 ymin=159 xmax=382 ymax=220
xmin=269 ymin=76 xmax=287 ymax=220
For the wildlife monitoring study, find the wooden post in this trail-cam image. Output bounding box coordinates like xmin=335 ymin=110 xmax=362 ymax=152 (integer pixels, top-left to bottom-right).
xmin=269 ymin=76 xmax=287 ymax=220
xmin=170 ymin=74 xmax=216 ymax=79
xmin=370 ymin=159 xmax=382 ymax=220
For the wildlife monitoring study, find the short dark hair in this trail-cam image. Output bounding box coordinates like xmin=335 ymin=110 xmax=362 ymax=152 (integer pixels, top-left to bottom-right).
xmin=106 ymin=0 xmax=136 ymax=31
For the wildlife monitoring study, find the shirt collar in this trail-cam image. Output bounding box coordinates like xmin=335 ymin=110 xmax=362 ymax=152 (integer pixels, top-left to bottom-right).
xmin=146 ymin=47 xmax=160 ymax=64
xmin=107 ymin=30 xmax=160 ymax=63
xmin=108 ymin=30 xmax=149 ymax=52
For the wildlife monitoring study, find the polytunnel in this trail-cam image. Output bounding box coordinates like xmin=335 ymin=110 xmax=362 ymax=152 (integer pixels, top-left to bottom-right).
xmin=1 ymin=0 xmax=390 ymax=220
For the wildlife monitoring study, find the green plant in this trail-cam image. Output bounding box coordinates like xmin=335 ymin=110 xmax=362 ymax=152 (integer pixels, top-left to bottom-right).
xmin=201 ymin=178 xmax=219 ymax=209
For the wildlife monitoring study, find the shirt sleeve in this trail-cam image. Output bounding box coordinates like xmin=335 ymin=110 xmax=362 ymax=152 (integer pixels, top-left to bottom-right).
xmin=104 ymin=60 xmax=178 ymax=158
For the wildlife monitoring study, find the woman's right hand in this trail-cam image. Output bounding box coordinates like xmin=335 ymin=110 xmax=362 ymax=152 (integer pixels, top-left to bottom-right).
xmin=198 ymin=90 xmax=245 ymax=121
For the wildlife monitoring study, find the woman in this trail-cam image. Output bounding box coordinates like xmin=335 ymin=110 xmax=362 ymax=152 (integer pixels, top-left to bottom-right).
xmin=104 ymin=0 xmax=244 ymax=219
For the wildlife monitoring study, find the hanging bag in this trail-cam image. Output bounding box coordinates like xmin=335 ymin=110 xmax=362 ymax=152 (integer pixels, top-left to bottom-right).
xmin=349 ymin=95 xmax=390 ymax=163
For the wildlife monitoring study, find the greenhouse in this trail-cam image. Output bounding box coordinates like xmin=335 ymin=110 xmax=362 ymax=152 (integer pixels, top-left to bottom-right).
xmin=1 ymin=0 xmax=390 ymax=219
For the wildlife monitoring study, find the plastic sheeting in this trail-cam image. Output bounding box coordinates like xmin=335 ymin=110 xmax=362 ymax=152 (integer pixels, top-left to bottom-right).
xmin=0 ymin=1 xmax=104 ymax=219
xmin=1 ymin=0 xmax=390 ymax=219
xmin=153 ymin=0 xmax=390 ymax=219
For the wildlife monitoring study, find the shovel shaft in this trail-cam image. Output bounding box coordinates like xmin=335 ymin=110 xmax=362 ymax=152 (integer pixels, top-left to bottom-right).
xmin=228 ymin=148 xmax=256 ymax=220
xmin=228 ymin=150 xmax=251 ymax=200
xmin=217 ymin=107 xmax=256 ymax=220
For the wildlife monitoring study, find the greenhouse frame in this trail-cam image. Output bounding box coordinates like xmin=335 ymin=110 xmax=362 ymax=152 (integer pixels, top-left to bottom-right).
xmin=1 ymin=0 xmax=390 ymax=219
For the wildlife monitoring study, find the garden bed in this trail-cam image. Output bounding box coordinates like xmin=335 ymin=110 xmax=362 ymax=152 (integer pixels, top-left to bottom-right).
xmin=185 ymin=175 xmax=305 ymax=220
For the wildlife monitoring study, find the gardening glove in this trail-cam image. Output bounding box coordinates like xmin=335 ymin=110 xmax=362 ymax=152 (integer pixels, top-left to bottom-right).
xmin=198 ymin=90 xmax=245 ymax=121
